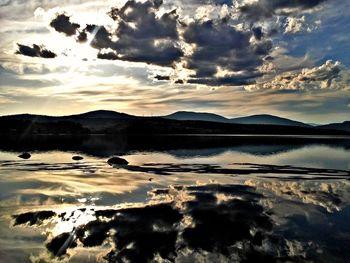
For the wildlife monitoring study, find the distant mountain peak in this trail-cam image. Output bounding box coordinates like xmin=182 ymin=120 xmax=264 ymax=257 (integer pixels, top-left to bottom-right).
xmin=163 ymin=111 xmax=228 ymax=123
xmin=74 ymin=110 xmax=134 ymax=119
xmin=318 ymin=121 xmax=350 ymax=132
xmin=163 ymin=111 xmax=310 ymax=127
xmin=1 ymin=109 xmax=349 ymax=133
xmin=229 ymin=114 xmax=310 ymax=127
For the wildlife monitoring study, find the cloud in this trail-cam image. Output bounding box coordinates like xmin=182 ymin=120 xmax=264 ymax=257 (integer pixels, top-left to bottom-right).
xmin=49 ymin=0 xmax=183 ymax=66
xmin=8 ymin=0 xmax=348 ymax=93
xmin=15 ymin=181 xmax=349 ymax=262
xmin=246 ymin=60 xmax=350 ymax=90
xmin=10 ymin=184 xmax=278 ymax=262
xmin=245 ymin=179 xmax=344 ymax=212
xmin=284 ymin=16 xmax=307 ymax=33
xmin=181 ymin=19 xmax=271 ymax=85
xmin=49 ymin=13 xmax=80 ymax=36
xmin=97 ymin=51 xmax=118 ymax=60
xmin=107 ymin=0 xmax=183 ymax=66
xmin=239 ymin=0 xmax=328 ymax=20
xmin=282 ymin=16 xmax=321 ymax=34
xmin=154 ymin=74 xmax=170 ymax=81
xmin=42 ymin=0 xmax=343 ymax=88
xmin=13 ymin=210 xmax=56 ymax=226
xmin=15 ymin=44 xmax=56 ymax=58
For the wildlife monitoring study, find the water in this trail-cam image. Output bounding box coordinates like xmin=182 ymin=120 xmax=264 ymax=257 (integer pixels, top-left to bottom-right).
xmin=0 ymin=135 xmax=349 ymax=262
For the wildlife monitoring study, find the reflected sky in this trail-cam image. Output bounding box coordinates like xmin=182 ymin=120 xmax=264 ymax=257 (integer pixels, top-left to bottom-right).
xmin=0 ymin=135 xmax=349 ymax=262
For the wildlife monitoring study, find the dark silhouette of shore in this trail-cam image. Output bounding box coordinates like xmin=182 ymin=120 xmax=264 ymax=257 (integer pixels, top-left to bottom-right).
xmin=1 ymin=112 xmax=349 ymax=136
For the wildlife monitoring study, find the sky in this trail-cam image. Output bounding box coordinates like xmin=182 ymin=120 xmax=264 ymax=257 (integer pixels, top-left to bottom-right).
xmin=0 ymin=0 xmax=349 ymax=124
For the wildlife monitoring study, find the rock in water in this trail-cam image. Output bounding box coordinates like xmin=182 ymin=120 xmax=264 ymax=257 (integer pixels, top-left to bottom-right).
xmin=72 ymin=156 xmax=84 ymax=161
xmin=18 ymin=152 xmax=31 ymax=159
xmin=107 ymin=157 xmax=129 ymax=166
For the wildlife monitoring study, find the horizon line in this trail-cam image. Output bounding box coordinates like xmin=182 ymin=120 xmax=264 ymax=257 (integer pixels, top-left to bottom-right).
xmin=1 ymin=109 xmax=347 ymax=125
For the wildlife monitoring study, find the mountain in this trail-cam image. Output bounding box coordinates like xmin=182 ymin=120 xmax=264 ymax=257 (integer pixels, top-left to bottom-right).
xmin=1 ymin=110 xmax=349 ymax=135
xmin=230 ymin=114 xmax=310 ymax=127
xmin=318 ymin=121 xmax=350 ymax=132
xmin=70 ymin=110 xmax=135 ymax=120
xmin=163 ymin=111 xmax=228 ymax=123
xmin=2 ymin=110 xmax=135 ymax=121
xmin=0 ymin=110 xmax=137 ymax=133
xmin=164 ymin=111 xmax=311 ymax=127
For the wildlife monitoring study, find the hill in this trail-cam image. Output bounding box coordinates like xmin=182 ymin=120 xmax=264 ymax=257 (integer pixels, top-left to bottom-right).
xmin=318 ymin=121 xmax=350 ymax=132
xmin=0 ymin=110 xmax=348 ymax=135
xmin=163 ymin=111 xmax=310 ymax=128
xmin=230 ymin=114 xmax=310 ymax=127
xmin=70 ymin=110 xmax=135 ymax=120
xmin=163 ymin=111 xmax=228 ymax=123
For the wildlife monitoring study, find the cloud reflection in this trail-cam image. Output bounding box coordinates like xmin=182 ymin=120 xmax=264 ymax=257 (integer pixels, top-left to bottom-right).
xmin=12 ymin=181 xmax=350 ymax=262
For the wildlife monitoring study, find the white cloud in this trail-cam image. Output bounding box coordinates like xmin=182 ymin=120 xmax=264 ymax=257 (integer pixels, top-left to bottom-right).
xmin=246 ymin=60 xmax=350 ymax=91
xmin=284 ymin=16 xmax=306 ymax=33
xmin=283 ymin=16 xmax=321 ymax=34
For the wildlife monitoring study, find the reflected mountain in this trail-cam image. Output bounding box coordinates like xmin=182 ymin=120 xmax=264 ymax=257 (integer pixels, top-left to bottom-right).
xmin=0 ymin=134 xmax=350 ymax=158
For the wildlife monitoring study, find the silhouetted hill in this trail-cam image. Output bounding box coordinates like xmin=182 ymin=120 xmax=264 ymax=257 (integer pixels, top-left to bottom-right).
xmin=0 ymin=110 xmax=349 ymax=135
xmin=0 ymin=119 xmax=89 ymax=135
xmin=230 ymin=114 xmax=310 ymax=127
xmin=71 ymin=110 xmax=135 ymax=119
xmin=318 ymin=121 xmax=350 ymax=132
xmin=0 ymin=111 xmax=137 ymax=133
xmin=164 ymin=111 xmax=228 ymax=123
xmin=107 ymin=118 xmax=347 ymax=135
xmin=163 ymin=111 xmax=311 ymax=128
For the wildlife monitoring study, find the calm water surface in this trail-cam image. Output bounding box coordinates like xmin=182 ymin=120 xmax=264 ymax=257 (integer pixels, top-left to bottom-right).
xmin=0 ymin=135 xmax=349 ymax=262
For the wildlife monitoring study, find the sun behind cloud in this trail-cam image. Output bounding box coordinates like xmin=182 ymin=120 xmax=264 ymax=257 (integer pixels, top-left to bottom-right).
xmin=0 ymin=0 xmax=349 ymax=123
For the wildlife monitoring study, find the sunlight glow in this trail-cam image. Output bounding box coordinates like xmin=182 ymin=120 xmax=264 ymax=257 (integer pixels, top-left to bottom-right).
xmin=53 ymin=207 xmax=96 ymax=235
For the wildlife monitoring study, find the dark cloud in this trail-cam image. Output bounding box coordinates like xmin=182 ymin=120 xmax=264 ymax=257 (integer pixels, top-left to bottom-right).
xmin=16 ymin=44 xmax=56 ymax=58
xmin=252 ymin=26 xmax=263 ymax=40
xmin=50 ymin=0 xmax=183 ymax=66
xmin=187 ymin=75 xmax=260 ymax=86
xmin=46 ymin=1 xmax=275 ymax=85
xmin=15 ymin=183 xmax=346 ymax=262
xmin=76 ymin=31 xmax=87 ymax=42
xmin=154 ymin=75 xmax=170 ymax=81
xmin=13 ymin=210 xmax=56 ymax=226
xmin=183 ymin=0 xmax=233 ymax=5
xmin=46 ymin=232 xmax=77 ymax=256
xmin=214 ymin=0 xmax=232 ymax=5
xmin=240 ymin=0 xmax=328 ymax=20
xmin=49 ymin=14 xmax=80 ymax=36
xmin=11 ymin=184 xmax=277 ymax=262
xmin=97 ymin=51 xmax=118 ymax=60
xmin=182 ymin=20 xmax=271 ymax=85
xmin=107 ymin=0 xmax=183 ymax=66
xmin=43 ymin=0 xmax=338 ymax=87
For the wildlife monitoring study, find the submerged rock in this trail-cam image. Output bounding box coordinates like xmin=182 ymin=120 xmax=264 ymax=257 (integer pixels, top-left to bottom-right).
xmin=107 ymin=156 xmax=129 ymax=166
xmin=18 ymin=152 xmax=31 ymax=159
xmin=72 ymin=155 xmax=84 ymax=161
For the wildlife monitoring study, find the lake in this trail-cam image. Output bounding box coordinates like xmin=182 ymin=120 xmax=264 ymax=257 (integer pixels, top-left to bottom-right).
xmin=0 ymin=135 xmax=349 ymax=262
